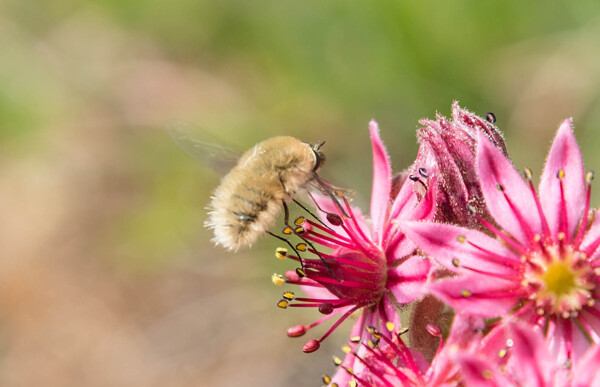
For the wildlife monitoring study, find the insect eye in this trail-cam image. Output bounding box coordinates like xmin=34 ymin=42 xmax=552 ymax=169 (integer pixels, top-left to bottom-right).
xmin=312 ymin=150 xmax=326 ymax=172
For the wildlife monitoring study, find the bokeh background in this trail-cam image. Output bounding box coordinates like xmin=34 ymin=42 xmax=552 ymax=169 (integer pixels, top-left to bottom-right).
xmin=1 ymin=1 xmax=600 ymax=386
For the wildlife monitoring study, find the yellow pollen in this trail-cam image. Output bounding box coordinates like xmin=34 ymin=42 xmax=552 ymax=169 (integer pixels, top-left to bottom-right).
xmin=524 ymin=167 xmax=533 ymax=180
xmin=349 ymin=381 xmax=357 ymax=387
xmin=557 ymin=169 xmax=565 ymax=179
xmin=277 ymin=299 xmax=289 ymax=309
xmin=586 ymin=170 xmax=594 ymax=184
xmin=349 ymin=336 xmax=361 ymax=343
xmin=295 ymin=268 xmax=306 ymax=277
xmin=272 ymin=273 xmax=284 ymax=286
xmin=461 ymin=289 xmax=472 ymax=298
xmin=275 ymin=248 xmax=287 ymax=260
xmin=282 ymin=291 xmax=295 ymax=300
xmin=342 ymin=345 xmax=352 ymax=353
xmin=452 ymin=258 xmax=461 ymax=267
xmin=588 ymin=299 xmax=595 ymax=307
xmin=497 ymin=348 xmax=507 ymax=358
xmin=333 ymin=356 xmax=342 ymax=366
xmin=482 ymin=369 xmax=493 ymax=379
xmin=457 ymin=235 xmax=467 ymax=243
xmin=322 ymin=375 xmax=331 ymax=384
xmin=294 ymin=226 xmax=305 ymax=234
xmin=282 ymin=226 xmax=293 ymax=235
xmin=385 ymin=322 xmax=395 ymax=332
xmin=294 ymin=216 xmax=305 ymax=226
xmin=296 ymin=243 xmax=307 ymax=252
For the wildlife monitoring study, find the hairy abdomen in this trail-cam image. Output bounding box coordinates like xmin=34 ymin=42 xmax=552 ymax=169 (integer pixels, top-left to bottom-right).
xmin=207 ymin=169 xmax=286 ymax=251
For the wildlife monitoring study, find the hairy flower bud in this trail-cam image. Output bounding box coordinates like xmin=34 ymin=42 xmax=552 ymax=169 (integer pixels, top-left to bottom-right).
xmin=414 ymin=102 xmax=508 ymax=229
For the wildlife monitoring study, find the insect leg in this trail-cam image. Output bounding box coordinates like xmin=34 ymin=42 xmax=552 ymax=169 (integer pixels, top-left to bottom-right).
xmin=279 ymin=201 xmax=307 ymax=274
xmin=282 ymin=201 xmax=341 ymax=282
xmin=313 ymin=175 xmax=351 ymax=219
xmin=266 ymin=230 xmax=304 ymax=266
xmin=292 ymin=198 xmax=332 ymax=231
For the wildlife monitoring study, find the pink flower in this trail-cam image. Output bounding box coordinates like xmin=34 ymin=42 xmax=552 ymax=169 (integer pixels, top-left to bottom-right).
xmin=455 ymin=321 xmax=559 ymax=386
xmin=326 ymin=313 xmax=600 ymax=386
xmin=274 ymin=120 xmax=436 ymax=356
xmin=401 ymin=119 xmax=600 ymax=364
xmin=323 ymin=313 xmax=487 ymax=386
xmin=414 ymin=102 xmax=507 ymax=229
xmin=452 ymin=320 xmax=600 ymax=386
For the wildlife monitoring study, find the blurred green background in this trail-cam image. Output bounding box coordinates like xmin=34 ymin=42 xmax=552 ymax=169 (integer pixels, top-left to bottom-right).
xmin=1 ymin=1 xmax=599 ymax=385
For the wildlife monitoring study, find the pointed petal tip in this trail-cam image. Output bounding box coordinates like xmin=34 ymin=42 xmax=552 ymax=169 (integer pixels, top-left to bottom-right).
xmin=451 ymin=100 xmax=461 ymax=113
xmin=558 ymin=117 xmax=573 ymax=132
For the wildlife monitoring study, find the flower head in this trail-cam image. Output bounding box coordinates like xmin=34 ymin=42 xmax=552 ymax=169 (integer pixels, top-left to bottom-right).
xmin=402 ymin=118 xmax=600 ymax=364
xmin=274 ymin=120 xmax=436 ymax=356
xmin=414 ymin=102 xmax=507 ymax=229
xmin=325 ymin=313 xmax=600 ymax=387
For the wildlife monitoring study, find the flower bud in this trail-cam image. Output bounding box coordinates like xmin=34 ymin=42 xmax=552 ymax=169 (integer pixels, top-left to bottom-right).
xmin=414 ymin=102 xmax=508 ymax=229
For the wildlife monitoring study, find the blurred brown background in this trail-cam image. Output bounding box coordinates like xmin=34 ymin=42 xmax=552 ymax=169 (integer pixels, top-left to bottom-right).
xmin=1 ymin=1 xmax=599 ymax=386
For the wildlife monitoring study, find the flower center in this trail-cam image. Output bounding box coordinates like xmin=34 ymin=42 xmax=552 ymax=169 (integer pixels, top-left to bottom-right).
xmin=525 ymin=246 xmax=596 ymax=317
xmin=541 ymin=260 xmax=576 ymax=297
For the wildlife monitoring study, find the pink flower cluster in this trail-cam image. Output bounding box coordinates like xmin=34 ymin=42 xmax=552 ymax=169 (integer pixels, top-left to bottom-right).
xmin=272 ymin=103 xmax=600 ymax=386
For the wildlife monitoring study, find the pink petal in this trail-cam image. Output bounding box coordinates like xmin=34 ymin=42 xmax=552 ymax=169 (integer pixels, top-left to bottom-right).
xmin=399 ymin=221 xmax=521 ymax=277
xmin=580 ymin=213 xmax=600 ymax=258
xmin=506 ymin=323 xmax=552 ymax=385
xmin=580 ymin=305 xmax=600 ymax=340
xmin=573 ymin=344 xmax=600 ymax=387
xmin=385 ymin=181 xmax=436 ymax=261
xmin=300 ymin=279 xmax=338 ymax=300
xmin=387 ymin=257 xmax=431 ymax=303
xmin=385 ymin=234 xmax=416 ymax=264
xmin=369 ymin=120 xmax=392 ymax=246
xmin=454 ymin=355 xmax=503 ymax=386
xmin=405 ymin=175 xmax=438 ymax=222
xmin=388 ymin=169 xmax=419 ymax=221
xmin=429 ymin=275 xmax=519 ymax=317
xmin=446 ymin=313 xmax=486 ymax=347
xmin=380 ymin=294 xmax=403 ymax=328
xmin=546 ymin=319 xmax=569 ymax=365
xmin=477 ymin=132 xmax=541 ymax=246
xmin=539 ymin=119 xmax=585 ymax=241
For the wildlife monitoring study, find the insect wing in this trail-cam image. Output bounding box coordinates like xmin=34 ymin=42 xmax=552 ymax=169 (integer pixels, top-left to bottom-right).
xmin=167 ymin=121 xmax=241 ymax=174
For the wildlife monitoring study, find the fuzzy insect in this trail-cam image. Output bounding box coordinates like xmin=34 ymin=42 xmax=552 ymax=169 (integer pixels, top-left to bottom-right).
xmin=206 ymin=136 xmax=325 ymax=250
xmin=168 ymin=125 xmax=340 ymax=252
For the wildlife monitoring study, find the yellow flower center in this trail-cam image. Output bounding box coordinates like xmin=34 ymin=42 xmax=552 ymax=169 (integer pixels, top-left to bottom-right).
xmin=526 ymin=246 xmax=595 ymax=316
xmin=541 ymin=260 xmax=576 ymax=297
